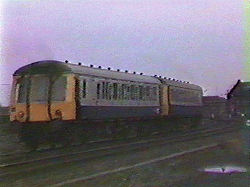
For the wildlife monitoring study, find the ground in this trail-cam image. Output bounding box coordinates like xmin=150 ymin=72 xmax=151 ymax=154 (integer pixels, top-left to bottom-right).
xmin=0 ymin=120 xmax=249 ymax=187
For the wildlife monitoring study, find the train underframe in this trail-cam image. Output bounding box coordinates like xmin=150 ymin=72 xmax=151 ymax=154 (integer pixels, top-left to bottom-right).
xmin=12 ymin=115 xmax=202 ymax=150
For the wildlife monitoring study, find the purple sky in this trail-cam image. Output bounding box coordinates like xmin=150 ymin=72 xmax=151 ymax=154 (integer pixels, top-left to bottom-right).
xmin=0 ymin=0 xmax=244 ymax=106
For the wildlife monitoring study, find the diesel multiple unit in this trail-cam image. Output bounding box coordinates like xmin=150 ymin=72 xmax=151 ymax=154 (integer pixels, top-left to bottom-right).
xmin=10 ymin=60 xmax=203 ymax=123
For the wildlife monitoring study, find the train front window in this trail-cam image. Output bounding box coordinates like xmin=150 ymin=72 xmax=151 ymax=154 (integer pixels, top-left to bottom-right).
xmin=51 ymin=76 xmax=67 ymax=101
xmin=30 ymin=76 xmax=49 ymax=102
xmin=29 ymin=76 xmax=67 ymax=102
xmin=17 ymin=77 xmax=29 ymax=103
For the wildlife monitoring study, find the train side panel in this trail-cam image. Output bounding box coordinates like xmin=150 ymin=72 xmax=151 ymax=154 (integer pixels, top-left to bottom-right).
xmin=77 ymin=76 xmax=161 ymax=120
xmin=168 ymin=86 xmax=202 ymax=117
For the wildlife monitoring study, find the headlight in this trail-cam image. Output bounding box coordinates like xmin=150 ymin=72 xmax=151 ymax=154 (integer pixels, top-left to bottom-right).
xmin=55 ymin=110 xmax=62 ymax=118
xmin=17 ymin=111 xmax=24 ymax=118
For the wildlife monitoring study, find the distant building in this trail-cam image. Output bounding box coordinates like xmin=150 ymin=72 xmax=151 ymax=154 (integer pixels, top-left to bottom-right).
xmin=202 ymin=96 xmax=228 ymax=119
xmin=227 ymin=80 xmax=250 ymax=118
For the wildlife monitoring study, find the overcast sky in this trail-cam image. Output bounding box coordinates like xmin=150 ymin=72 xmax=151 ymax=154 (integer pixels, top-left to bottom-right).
xmin=0 ymin=0 xmax=245 ymax=106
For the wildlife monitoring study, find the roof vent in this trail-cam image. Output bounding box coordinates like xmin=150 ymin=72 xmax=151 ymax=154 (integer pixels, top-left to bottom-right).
xmin=90 ymin=64 xmax=94 ymax=67
xmin=133 ymin=72 xmax=136 ymax=74
xmin=65 ymin=60 xmax=68 ymax=63
xmin=117 ymin=69 xmax=120 ymax=72
xmin=154 ymin=75 xmax=157 ymax=77
xmin=78 ymin=62 xmax=82 ymax=65
xmin=125 ymin=70 xmax=128 ymax=73
xmin=164 ymin=77 xmax=166 ymax=79
xmin=98 ymin=66 xmax=102 ymax=69
xmin=159 ymin=76 xmax=162 ymax=78
xmin=108 ymin=67 xmax=111 ymax=70
xmin=173 ymin=79 xmax=175 ymax=81
xmin=140 ymin=73 xmax=143 ymax=75
xmin=168 ymin=78 xmax=171 ymax=80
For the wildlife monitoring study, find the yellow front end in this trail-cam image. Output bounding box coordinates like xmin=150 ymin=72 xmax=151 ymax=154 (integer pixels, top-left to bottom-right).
xmin=10 ymin=74 xmax=76 ymax=123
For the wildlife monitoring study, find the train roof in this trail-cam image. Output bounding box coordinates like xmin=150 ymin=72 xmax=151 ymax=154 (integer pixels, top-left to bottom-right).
xmin=13 ymin=60 xmax=202 ymax=90
xmin=157 ymin=78 xmax=202 ymax=91
xmin=13 ymin=60 xmax=160 ymax=84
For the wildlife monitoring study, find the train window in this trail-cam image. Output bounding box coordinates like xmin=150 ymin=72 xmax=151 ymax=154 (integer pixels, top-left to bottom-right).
xmin=146 ymin=86 xmax=150 ymax=100
xmin=102 ymin=82 xmax=105 ymax=99
xmin=152 ymin=87 xmax=157 ymax=100
xmin=118 ymin=84 xmax=122 ymax=100
xmin=108 ymin=83 xmax=112 ymax=100
xmin=139 ymin=86 xmax=143 ymax=100
xmin=121 ymin=84 xmax=125 ymax=100
xmin=30 ymin=76 xmax=49 ymax=102
xmin=135 ymin=86 xmax=139 ymax=100
xmin=82 ymin=80 xmax=86 ymax=98
xmin=17 ymin=77 xmax=29 ymax=103
xmin=97 ymin=83 xmax=100 ymax=99
xmin=131 ymin=85 xmax=135 ymax=100
xmin=142 ymin=87 xmax=146 ymax=100
xmin=105 ymin=82 xmax=109 ymax=99
xmin=113 ymin=83 xmax=118 ymax=100
xmin=126 ymin=85 xmax=130 ymax=100
xmin=51 ymin=76 xmax=67 ymax=101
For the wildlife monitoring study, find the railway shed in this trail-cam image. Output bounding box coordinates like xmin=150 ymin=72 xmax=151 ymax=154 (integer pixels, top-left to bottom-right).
xmin=227 ymin=80 xmax=250 ymax=118
xmin=202 ymin=96 xmax=228 ymax=119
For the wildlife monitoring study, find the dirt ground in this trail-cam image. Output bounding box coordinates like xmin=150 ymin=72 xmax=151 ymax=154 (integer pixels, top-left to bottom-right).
xmin=71 ymin=138 xmax=249 ymax=187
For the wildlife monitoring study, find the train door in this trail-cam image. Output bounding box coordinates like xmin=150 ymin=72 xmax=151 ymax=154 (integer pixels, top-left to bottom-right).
xmin=80 ymin=77 xmax=99 ymax=106
xmin=160 ymin=85 xmax=169 ymax=116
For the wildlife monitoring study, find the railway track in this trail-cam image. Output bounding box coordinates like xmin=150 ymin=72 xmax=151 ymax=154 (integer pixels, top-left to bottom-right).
xmin=0 ymin=117 xmax=239 ymax=158
xmin=0 ymin=123 xmax=240 ymax=179
xmin=0 ymin=118 xmax=242 ymax=160
xmin=0 ymin=119 xmax=230 ymax=161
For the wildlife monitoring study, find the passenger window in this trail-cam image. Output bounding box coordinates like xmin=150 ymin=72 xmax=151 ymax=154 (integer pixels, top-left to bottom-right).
xmin=135 ymin=86 xmax=139 ymax=100
xmin=82 ymin=80 xmax=86 ymax=98
xmin=108 ymin=83 xmax=112 ymax=100
xmin=131 ymin=85 xmax=135 ymax=100
xmin=121 ymin=84 xmax=125 ymax=100
xmin=126 ymin=85 xmax=130 ymax=100
xmin=17 ymin=77 xmax=29 ymax=103
xmin=97 ymin=83 xmax=100 ymax=99
xmin=118 ymin=84 xmax=122 ymax=100
xmin=146 ymin=86 xmax=150 ymax=101
xmin=139 ymin=86 xmax=143 ymax=100
xmin=113 ymin=83 xmax=118 ymax=100
xmin=152 ymin=87 xmax=157 ymax=100
xmin=105 ymin=82 xmax=109 ymax=99
xmin=102 ymin=82 xmax=105 ymax=99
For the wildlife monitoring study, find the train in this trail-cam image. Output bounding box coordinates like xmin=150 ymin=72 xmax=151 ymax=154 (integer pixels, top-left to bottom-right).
xmin=9 ymin=60 xmax=203 ymax=149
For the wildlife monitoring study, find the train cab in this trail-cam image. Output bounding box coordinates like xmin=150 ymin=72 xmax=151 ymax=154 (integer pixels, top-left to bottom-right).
xmin=9 ymin=61 xmax=76 ymax=123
